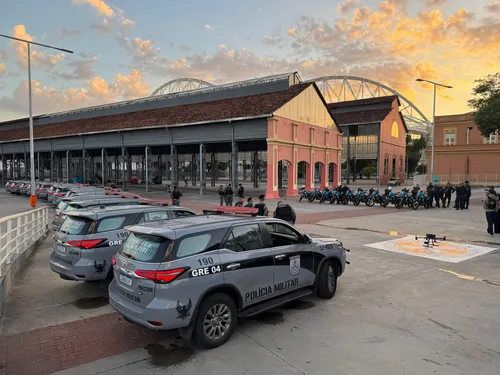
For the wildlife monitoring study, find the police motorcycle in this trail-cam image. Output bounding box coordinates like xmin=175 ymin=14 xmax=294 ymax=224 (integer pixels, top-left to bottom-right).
xmin=298 ymin=186 xmax=313 ymax=202
xmin=329 ymin=187 xmax=347 ymax=205
xmin=319 ymin=187 xmax=334 ymax=204
xmin=355 ymin=188 xmax=370 ymax=206
xmin=344 ymin=189 xmax=358 ymax=205
xmin=384 ymin=187 xmax=404 ymax=209
xmin=414 ymin=190 xmax=432 ymax=209
xmin=308 ymin=188 xmax=322 ymax=202
xmin=401 ymin=188 xmax=420 ymax=210
xmin=371 ymin=189 xmax=389 ymax=207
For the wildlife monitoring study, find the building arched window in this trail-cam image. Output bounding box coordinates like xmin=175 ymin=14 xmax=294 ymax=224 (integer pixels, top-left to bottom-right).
xmin=391 ymin=121 xmax=399 ymax=138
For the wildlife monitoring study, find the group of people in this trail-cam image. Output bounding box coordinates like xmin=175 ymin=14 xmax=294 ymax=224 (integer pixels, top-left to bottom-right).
xmin=411 ymin=181 xmax=472 ymax=210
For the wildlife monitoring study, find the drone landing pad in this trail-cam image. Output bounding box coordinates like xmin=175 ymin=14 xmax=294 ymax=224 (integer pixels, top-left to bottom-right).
xmin=364 ymin=237 xmax=497 ymax=263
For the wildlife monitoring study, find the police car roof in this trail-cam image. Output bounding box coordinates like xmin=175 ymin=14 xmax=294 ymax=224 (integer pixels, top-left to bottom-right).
xmin=67 ymin=204 xmax=193 ymax=220
xmin=127 ymin=215 xmax=272 ymax=240
xmin=65 ymin=196 xmax=133 ymax=204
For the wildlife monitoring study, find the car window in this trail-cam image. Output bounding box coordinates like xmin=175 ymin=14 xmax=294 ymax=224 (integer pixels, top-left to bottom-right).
xmin=96 ymin=216 xmax=126 ymax=232
xmin=172 ymin=210 xmax=196 ymax=218
xmin=60 ymin=216 xmax=93 ymax=235
xmin=139 ymin=211 xmax=169 ymax=223
xmin=176 ymin=234 xmax=212 ymax=258
xmin=225 ymin=224 xmax=263 ymax=252
xmin=57 ymin=201 xmax=69 ymax=211
xmin=265 ymin=223 xmax=300 ymax=247
xmin=120 ymin=233 xmax=171 ymax=263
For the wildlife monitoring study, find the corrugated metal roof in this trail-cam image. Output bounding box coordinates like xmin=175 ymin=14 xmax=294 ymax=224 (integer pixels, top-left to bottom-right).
xmin=0 ymin=83 xmax=312 ymax=142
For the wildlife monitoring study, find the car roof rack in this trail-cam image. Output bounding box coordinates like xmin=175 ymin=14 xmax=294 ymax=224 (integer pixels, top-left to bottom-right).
xmin=138 ymin=198 xmax=171 ymax=206
xmin=203 ymin=206 xmax=259 ymax=215
xmin=119 ymin=192 xmax=141 ymax=199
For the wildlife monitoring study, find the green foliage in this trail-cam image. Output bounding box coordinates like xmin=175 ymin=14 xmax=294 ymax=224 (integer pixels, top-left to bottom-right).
xmin=406 ymin=134 xmax=427 ymax=175
xmin=362 ymin=166 xmax=377 ymax=179
xmin=468 ymin=73 xmax=500 ymax=137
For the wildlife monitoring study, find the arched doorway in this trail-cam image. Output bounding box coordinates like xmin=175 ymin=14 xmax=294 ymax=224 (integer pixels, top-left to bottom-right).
xmin=277 ymin=159 xmax=291 ymax=191
xmin=297 ymin=161 xmax=309 ymax=188
xmin=315 ymin=162 xmax=326 ymax=188
xmin=328 ymin=162 xmax=337 ymax=187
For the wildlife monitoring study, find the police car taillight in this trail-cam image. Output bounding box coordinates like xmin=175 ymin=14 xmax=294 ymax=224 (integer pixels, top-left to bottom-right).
xmin=135 ymin=267 xmax=189 ymax=283
xmin=111 ymin=255 xmax=116 ymax=265
xmin=67 ymin=239 xmax=105 ymax=249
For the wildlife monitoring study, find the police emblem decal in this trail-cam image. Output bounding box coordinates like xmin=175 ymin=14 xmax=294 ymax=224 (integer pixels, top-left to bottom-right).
xmin=289 ymin=255 xmax=300 ymax=276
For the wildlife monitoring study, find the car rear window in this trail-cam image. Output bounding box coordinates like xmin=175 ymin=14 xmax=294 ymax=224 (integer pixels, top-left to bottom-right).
xmin=60 ymin=216 xmax=93 ymax=235
xmin=119 ymin=233 xmax=171 ymax=263
xmin=96 ymin=217 xmax=126 ymax=232
xmin=57 ymin=201 xmax=70 ymax=211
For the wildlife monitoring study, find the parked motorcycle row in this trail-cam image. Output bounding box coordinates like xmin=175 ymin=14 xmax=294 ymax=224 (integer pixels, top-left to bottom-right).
xmin=298 ymin=187 xmax=434 ymax=210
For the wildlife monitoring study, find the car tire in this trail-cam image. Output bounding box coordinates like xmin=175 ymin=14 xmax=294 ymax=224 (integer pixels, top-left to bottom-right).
xmin=193 ymin=293 xmax=237 ymax=349
xmin=316 ymin=261 xmax=338 ymax=299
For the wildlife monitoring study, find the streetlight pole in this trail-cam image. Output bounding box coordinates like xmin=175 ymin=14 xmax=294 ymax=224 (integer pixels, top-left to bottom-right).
xmin=415 ymin=78 xmax=452 ymax=184
xmin=0 ymin=33 xmax=73 ymax=206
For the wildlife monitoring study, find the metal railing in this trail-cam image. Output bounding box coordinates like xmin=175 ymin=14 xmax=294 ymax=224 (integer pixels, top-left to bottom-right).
xmin=420 ymin=174 xmax=500 ymax=186
xmin=0 ymin=206 xmax=48 ymax=277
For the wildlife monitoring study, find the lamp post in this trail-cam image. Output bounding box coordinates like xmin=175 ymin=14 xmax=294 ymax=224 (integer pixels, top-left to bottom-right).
xmin=0 ymin=33 xmax=73 ymax=206
xmin=415 ymin=78 xmax=452 ymax=184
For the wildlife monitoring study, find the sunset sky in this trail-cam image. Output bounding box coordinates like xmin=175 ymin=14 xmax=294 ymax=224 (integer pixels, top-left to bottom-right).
xmin=0 ymin=0 xmax=499 ymax=122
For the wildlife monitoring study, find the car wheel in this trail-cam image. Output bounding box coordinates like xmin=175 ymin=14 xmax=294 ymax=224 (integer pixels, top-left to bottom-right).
xmin=193 ymin=293 xmax=237 ymax=349
xmin=316 ymin=261 xmax=338 ymax=299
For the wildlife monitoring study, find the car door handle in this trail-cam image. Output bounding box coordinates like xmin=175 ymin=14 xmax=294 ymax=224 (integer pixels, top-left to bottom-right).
xmin=226 ymin=263 xmax=240 ymax=270
xmin=275 ymin=254 xmax=286 ymax=260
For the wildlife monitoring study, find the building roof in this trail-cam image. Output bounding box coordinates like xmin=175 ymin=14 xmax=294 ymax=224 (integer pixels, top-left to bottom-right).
xmin=0 ymin=83 xmax=312 ymax=142
xmin=327 ymin=95 xmax=400 ymax=109
xmin=333 ymin=108 xmax=393 ymax=126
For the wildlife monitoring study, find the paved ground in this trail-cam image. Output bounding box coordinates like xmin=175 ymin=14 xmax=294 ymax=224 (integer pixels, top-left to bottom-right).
xmin=1 ymin=189 xmax=500 ymax=375
xmin=0 ymin=192 xmax=39 ymax=218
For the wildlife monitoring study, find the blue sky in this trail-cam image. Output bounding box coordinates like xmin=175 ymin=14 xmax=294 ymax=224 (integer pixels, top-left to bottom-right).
xmin=1 ymin=0 xmax=499 ymax=121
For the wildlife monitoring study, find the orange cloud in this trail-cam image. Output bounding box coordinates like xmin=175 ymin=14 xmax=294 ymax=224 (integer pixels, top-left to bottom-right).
xmin=11 ymin=25 xmax=65 ymax=69
xmin=338 ymin=0 xmax=360 ymax=13
xmin=73 ymin=0 xmax=114 ymax=17
xmin=130 ymin=38 xmax=156 ymax=56
xmin=0 ymin=62 xmax=6 ymax=77
xmin=112 ymin=69 xmax=149 ymax=99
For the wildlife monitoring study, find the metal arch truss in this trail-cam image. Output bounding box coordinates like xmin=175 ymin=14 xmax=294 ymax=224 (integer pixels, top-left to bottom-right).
xmin=305 ymin=76 xmax=431 ymax=134
xmin=151 ymin=78 xmax=214 ymax=96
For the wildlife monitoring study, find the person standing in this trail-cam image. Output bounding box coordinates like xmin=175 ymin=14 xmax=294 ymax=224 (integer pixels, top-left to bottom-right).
xmin=237 ymin=184 xmax=245 ymax=198
xmin=434 ymin=184 xmax=443 ymax=208
xmin=224 ymin=184 xmax=234 ymax=206
xmin=253 ymin=194 xmax=269 ymax=216
xmin=464 ymin=181 xmax=472 ymax=209
xmin=482 ymin=188 xmax=499 ymax=236
xmin=455 ymin=182 xmax=466 ymax=210
xmin=426 ymin=183 xmax=435 ymax=208
xmin=245 ymin=197 xmax=254 ymax=207
xmin=495 ymin=189 xmax=500 ymax=234
xmin=442 ymin=182 xmax=454 ymax=208
xmin=218 ymin=185 xmax=225 ymax=206
xmin=274 ymin=201 xmax=297 ymax=225
xmin=171 ymin=186 xmax=182 ymax=206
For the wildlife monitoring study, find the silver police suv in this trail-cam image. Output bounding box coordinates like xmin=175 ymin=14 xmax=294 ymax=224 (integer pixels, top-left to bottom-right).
xmin=50 ymin=204 xmax=196 ymax=284
xmin=109 ymin=213 xmax=348 ymax=349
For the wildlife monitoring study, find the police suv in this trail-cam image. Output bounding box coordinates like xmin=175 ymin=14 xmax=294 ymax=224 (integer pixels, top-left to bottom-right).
xmin=109 ymin=207 xmax=348 ymax=349
xmin=50 ymin=204 xmax=196 ymax=284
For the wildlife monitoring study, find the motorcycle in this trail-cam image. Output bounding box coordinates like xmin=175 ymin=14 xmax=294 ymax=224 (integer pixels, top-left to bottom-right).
xmin=385 ymin=190 xmax=404 ymax=209
xmin=319 ymin=188 xmax=333 ymax=204
xmin=371 ymin=189 xmax=389 ymax=207
xmin=329 ymin=190 xmax=347 ymax=205
xmin=355 ymin=188 xmax=369 ymax=207
xmin=299 ymin=188 xmax=313 ymax=202
xmin=308 ymin=188 xmax=322 ymax=203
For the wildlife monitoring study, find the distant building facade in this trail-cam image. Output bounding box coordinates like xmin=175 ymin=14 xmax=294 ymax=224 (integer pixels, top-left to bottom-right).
xmin=328 ymin=95 xmax=407 ymax=185
xmin=426 ymin=112 xmax=500 ymax=184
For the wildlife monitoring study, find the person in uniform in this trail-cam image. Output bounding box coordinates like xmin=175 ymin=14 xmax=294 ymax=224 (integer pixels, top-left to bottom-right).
xmin=218 ymin=185 xmax=225 ymax=206
xmin=253 ymin=195 xmax=269 ymax=216
xmin=224 ymin=184 xmax=234 ymax=206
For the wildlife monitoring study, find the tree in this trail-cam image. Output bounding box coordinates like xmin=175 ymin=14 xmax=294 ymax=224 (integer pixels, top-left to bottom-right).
xmin=362 ymin=166 xmax=377 ymax=179
xmin=406 ymin=135 xmax=427 ymax=175
xmin=468 ymin=73 xmax=500 ymax=137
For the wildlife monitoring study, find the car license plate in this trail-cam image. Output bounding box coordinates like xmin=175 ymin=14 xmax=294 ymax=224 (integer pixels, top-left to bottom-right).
xmin=56 ymin=245 xmax=66 ymax=253
xmin=120 ymin=273 xmax=132 ymax=286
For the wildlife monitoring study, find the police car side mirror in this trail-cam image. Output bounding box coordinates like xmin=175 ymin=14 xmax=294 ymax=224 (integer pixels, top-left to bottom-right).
xmin=303 ymin=234 xmax=312 ymax=244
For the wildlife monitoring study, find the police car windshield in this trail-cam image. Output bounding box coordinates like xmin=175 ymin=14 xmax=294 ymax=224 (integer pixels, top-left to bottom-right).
xmin=119 ymin=233 xmax=171 ymax=263
xmin=60 ymin=216 xmax=93 ymax=235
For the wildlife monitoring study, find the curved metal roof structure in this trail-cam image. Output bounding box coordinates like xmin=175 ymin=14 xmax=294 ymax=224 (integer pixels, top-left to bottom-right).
xmin=150 ymin=78 xmax=214 ymax=96
xmin=150 ymin=74 xmax=430 ymax=134
xmin=304 ymin=76 xmax=430 ymax=134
